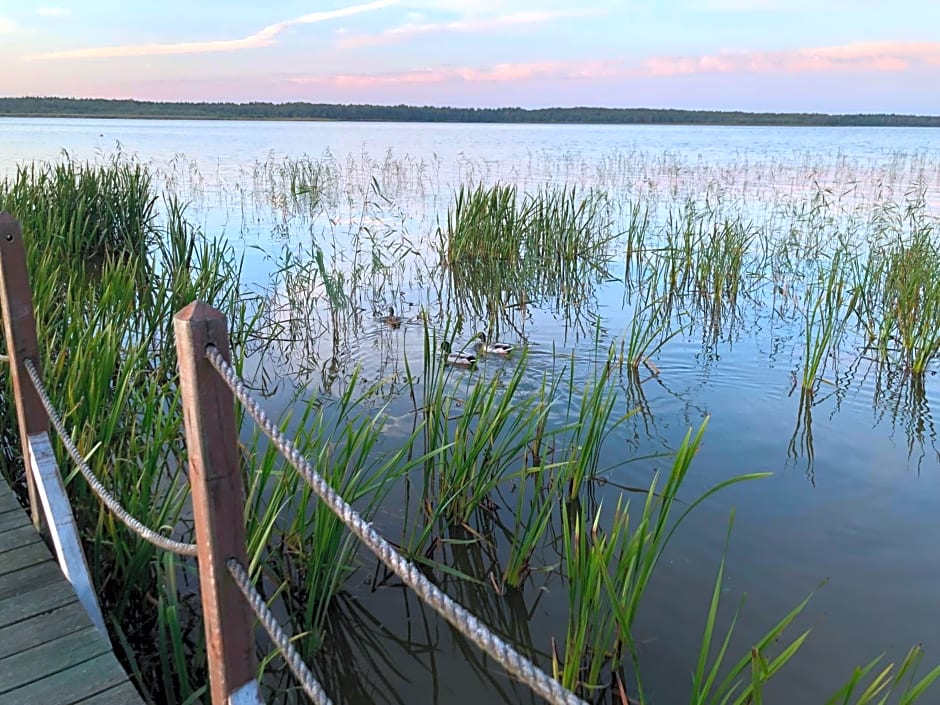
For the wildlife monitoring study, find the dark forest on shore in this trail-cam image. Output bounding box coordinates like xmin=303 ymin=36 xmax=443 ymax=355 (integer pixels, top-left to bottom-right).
xmin=2 ymin=96 xmax=939 ymax=126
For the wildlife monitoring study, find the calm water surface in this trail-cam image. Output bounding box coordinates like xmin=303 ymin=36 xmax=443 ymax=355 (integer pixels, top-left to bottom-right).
xmin=2 ymin=118 xmax=939 ymax=704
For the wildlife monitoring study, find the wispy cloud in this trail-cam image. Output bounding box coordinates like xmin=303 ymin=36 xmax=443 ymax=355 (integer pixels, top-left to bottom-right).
xmin=0 ymin=16 xmax=18 ymax=33
xmin=26 ymin=0 xmax=397 ymax=61
xmin=338 ymin=8 xmax=601 ymax=48
xmin=401 ymin=0 xmax=580 ymax=13
xmin=697 ymin=0 xmax=793 ymax=11
xmin=696 ymin=0 xmax=878 ymax=12
xmin=36 ymin=7 xmax=70 ymax=17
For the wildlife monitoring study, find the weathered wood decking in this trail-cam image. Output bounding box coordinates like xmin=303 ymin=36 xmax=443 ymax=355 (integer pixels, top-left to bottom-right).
xmin=0 ymin=481 xmax=145 ymax=704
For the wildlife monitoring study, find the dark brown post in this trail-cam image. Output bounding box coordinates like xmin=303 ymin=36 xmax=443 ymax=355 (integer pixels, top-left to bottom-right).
xmin=0 ymin=212 xmax=46 ymax=529
xmin=174 ymin=302 xmax=260 ymax=705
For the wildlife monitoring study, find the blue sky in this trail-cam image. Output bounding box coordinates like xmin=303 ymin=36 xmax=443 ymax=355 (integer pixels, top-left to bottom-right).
xmin=1 ymin=1 xmax=939 ymax=113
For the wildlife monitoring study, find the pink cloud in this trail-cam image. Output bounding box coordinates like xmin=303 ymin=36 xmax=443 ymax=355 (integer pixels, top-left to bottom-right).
xmin=645 ymin=41 xmax=940 ymax=77
xmin=288 ymin=40 xmax=940 ymax=92
xmin=292 ymin=60 xmax=626 ymax=87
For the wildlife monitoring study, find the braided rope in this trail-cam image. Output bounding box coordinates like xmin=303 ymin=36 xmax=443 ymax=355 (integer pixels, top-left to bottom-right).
xmin=227 ymin=559 xmax=334 ymax=705
xmin=24 ymin=358 xmax=199 ymax=557
xmin=206 ymin=346 xmax=587 ymax=705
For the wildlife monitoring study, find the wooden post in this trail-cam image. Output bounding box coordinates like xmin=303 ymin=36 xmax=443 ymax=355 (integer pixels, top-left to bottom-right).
xmin=0 ymin=212 xmax=45 ymax=528
xmin=174 ymin=302 xmax=262 ymax=705
xmin=0 ymin=212 xmax=108 ymax=637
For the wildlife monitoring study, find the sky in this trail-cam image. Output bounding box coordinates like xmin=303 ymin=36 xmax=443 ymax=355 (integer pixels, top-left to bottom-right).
xmin=1 ymin=1 xmax=939 ymax=113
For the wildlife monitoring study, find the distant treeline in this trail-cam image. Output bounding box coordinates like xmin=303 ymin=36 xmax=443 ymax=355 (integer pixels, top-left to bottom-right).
xmin=1 ymin=96 xmax=939 ymax=127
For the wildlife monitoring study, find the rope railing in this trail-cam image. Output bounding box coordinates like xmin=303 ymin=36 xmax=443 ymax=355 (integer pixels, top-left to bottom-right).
xmin=226 ymin=558 xmax=334 ymax=705
xmin=205 ymin=345 xmax=589 ymax=705
xmin=0 ymin=208 xmax=584 ymax=705
xmin=23 ymin=357 xmax=199 ymax=557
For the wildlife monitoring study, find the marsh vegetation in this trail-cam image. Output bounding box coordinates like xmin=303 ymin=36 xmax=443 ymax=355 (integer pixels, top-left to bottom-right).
xmin=1 ymin=130 xmax=939 ymax=705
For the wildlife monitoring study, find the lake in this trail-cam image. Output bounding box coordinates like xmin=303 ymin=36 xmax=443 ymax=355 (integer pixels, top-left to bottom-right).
xmin=2 ymin=117 xmax=939 ymax=704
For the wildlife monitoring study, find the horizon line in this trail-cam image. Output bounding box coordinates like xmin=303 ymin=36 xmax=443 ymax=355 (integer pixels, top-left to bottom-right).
xmin=2 ymin=96 xmax=939 ymax=119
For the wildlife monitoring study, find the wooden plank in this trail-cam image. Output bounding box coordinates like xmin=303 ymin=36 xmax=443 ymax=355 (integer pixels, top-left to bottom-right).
xmin=0 ymin=561 xmax=64 ymax=601
xmin=73 ymin=680 xmax=146 ymax=704
xmin=0 ymin=626 xmax=109 ymax=695
xmin=0 ymin=487 xmax=22 ymax=514
xmin=0 ymin=504 xmax=24 ymax=518
xmin=0 ymin=600 xmax=91 ymax=659
xmin=0 ymin=580 xmax=77 ymax=629
xmin=0 ymin=541 xmax=51 ymax=578
xmin=0 ymin=524 xmax=41 ymax=554
xmin=0 ymin=508 xmax=34 ymax=533
xmin=0 ymin=650 xmax=127 ymax=705
xmin=0 ymin=481 xmax=145 ymax=704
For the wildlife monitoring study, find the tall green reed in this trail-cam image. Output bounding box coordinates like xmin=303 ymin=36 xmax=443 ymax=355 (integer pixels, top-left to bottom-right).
xmin=801 ymin=249 xmax=850 ymax=393
xmin=441 ymin=183 xmax=617 ymax=269
xmin=0 ymin=158 xmax=253 ymax=703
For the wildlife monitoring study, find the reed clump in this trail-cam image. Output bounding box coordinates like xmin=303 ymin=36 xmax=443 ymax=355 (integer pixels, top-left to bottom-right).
xmin=0 ymin=156 xmax=157 ymax=261
xmin=882 ymin=228 xmax=940 ymax=375
xmin=0 ymin=158 xmax=249 ymax=703
xmin=441 ymin=183 xmax=617 ymax=268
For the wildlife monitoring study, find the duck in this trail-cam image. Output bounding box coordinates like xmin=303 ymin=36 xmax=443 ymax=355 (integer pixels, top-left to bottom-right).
xmin=441 ymin=340 xmax=476 ymax=367
xmin=379 ymin=306 xmax=403 ymax=328
xmin=473 ymin=332 xmax=514 ymax=355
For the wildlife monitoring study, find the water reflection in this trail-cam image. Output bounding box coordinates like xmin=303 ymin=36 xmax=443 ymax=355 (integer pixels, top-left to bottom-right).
xmin=313 ymin=526 xmax=551 ymax=705
xmin=870 ymin=364 xmax=940 ymax=470
xmin=105 ymin=135 xmax=940 ymax=704
xmin=787 ymin=387 xmax=818 ymax=482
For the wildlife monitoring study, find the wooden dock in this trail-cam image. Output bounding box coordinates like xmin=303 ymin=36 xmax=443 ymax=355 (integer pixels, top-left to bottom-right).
xmin=0 ymin=482 xmax=145 ymax=705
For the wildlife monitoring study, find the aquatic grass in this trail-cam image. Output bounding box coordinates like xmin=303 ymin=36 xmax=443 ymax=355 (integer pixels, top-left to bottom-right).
xmin=552 ymin=420 xmax=775 ymax=700
xmin=688 ymin=533 xmax=940 ymax=705
xmin=426 ymin=347 xmax=542 ymax=525
xmin=882 ymin=225 xmax=940 ymax=375
xmin=561 ymin=352 xmax=634 ymax=502
xmin=694 ymin=217 xmax=755 ymax=310
xmin=524 ymin=185 xmax=619 ymax=264
xmin=442 ymin=182 xmax=617 ymax=268
xmin=274 ymin=374 xmax=418 ymax=641
xmin=555 ymin=498 xmax=626 ymax=693
xmin=500 ymin=468 xmax=559 ymax=591
xmin=821 ymin=646 xmax=940 ymax=705
xmin=685 ymin=513 xmax=813 ymax=705
xmin=0 ymin=155 xmax=158 ymax=261
xmin=623 ymin=200 xmax=651 ymax=268
xmin=658 ymin=198 xmax=705 ymax=295
xmin=500 ymin=371 xmax=566 ymax=590
xmin=846 ymin=247 xmax=892 ymax=355
xmin=441 ymin=183 xmax=618 ymax=335
xmin=801 ymin=249 xmax=850 ymax=393
xmin=442 ymin=183 xmax=521 ymax=266
xmin=623 ymin=295 xmax=685 ymax=370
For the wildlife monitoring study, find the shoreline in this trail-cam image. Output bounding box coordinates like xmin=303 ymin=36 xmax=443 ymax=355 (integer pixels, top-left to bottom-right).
xmin=1 ymin=97 xmax=939 ymax=127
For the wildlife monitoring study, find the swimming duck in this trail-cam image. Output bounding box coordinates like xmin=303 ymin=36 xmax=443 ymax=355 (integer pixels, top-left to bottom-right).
xmin=441 ymin=341 xmax=476 ymax=367
xmin=379 ymin=306 xmax=403 ymax=328
xmin=474 ymin=332 xmax=514 ymax=355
